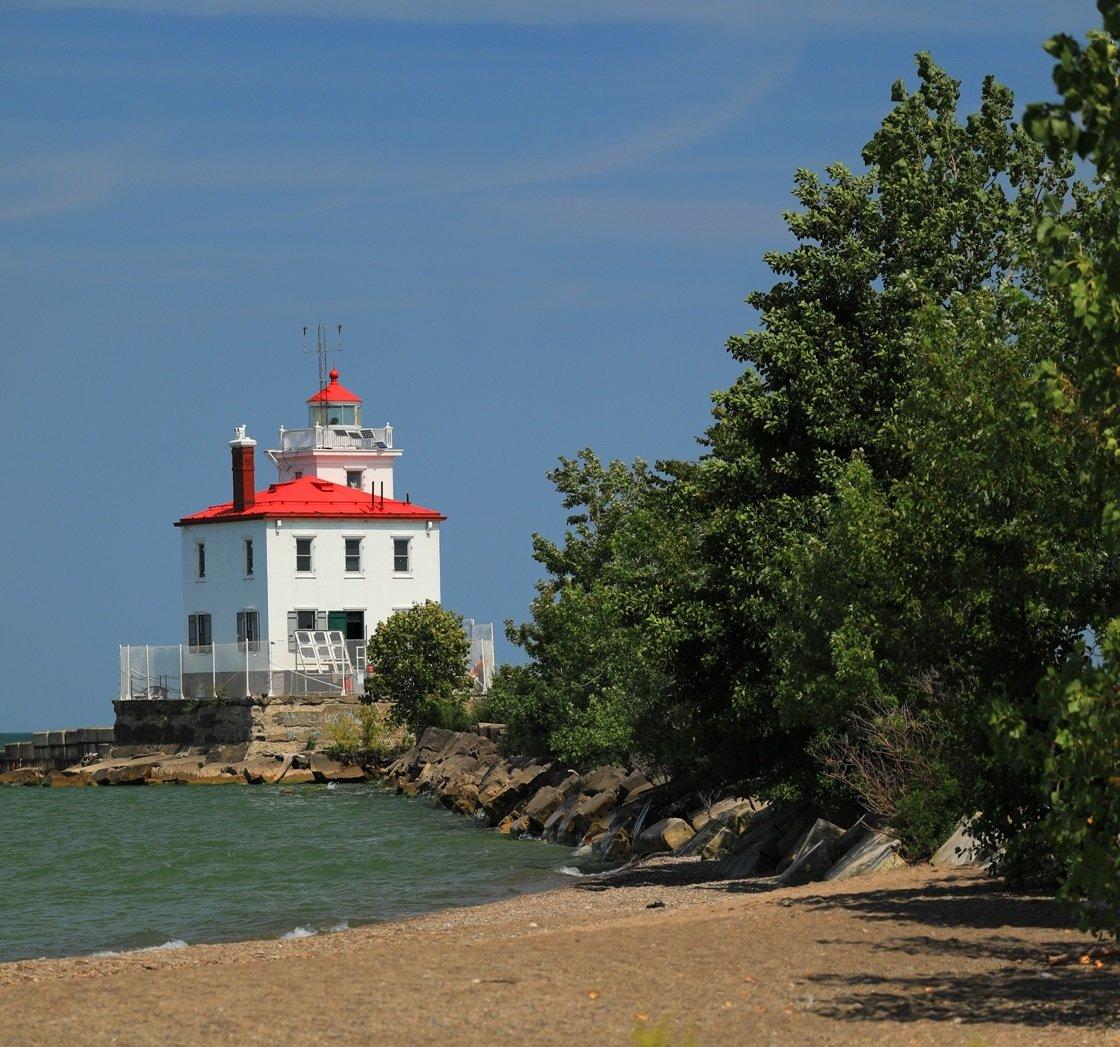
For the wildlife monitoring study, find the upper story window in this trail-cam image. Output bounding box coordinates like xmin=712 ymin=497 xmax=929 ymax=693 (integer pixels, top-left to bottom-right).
xmin=196 ymin=542 xmax=206 ymax=579
xmin=295 ymin=537 xmax=313 ymax=573
xmin=188 ymin=612 xmax=212 ymax=652
xmin=345 ymin=537 xmax=362 ymax=573
xmin=346 ymin=470 xmax=363 ymax=489
xmin=244 ymin=538 xmax=254 ymax=576
xmin=393 ymin=537 xmax=411 ymax=574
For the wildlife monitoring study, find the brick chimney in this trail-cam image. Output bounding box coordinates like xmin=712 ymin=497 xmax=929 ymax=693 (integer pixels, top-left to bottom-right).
xmin=230 ymin=425 xmax=257 ymax=512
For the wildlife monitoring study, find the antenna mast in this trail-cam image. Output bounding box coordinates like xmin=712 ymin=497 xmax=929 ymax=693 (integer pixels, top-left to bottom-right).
xmin=302 ymin=321 xmax=343 ymax=425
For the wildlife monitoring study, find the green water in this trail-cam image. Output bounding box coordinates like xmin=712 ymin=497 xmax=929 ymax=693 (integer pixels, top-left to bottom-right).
xmin=0 ymin=782 xmax=587 ymax=963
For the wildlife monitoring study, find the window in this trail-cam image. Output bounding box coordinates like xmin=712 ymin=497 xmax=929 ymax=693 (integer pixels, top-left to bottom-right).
xmin=196 ymin=542 xmax=206 ymax=579
xmin=295 ymin=537 xmax=313 ymax=573
xmin=393 ymin=537 xmax=411 ymax=574
xmin=345 ymin=537 xmax=362 ymax=573
xmin=236 ymin=610 xmax=260 ymax=652
xmin=287 ymin=608 xmax=324 ymax=651
xmin=188 ymin=613 xmax=212 ymax=652
xmin=244 ymin=538 xmax=254 ymax=576
xmin=346 ymin=470 xmax=363 ymax=489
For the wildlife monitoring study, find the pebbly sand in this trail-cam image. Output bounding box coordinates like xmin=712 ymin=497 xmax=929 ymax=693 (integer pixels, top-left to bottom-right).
xmin=1 ymin=861 xmax=1117 ymax=1045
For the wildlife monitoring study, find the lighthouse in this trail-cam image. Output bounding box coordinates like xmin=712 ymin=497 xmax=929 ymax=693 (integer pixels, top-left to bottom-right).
xmin=172 ymin=365 xmax=444 ymax=692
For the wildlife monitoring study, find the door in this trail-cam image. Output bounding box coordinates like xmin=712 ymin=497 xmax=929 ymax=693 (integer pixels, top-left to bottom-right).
xmin=327 ymin=611 xmax=347 ymax=635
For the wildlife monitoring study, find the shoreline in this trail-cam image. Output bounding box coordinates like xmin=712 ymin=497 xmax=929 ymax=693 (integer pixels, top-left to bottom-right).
xmin=3 ymin=861 xmax=1117 ymax=1044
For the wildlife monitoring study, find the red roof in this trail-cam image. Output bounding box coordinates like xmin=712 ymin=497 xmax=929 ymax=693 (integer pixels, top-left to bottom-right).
xmin=307 ymin=368 xmax=362 ymax=404
xmin=176 ymin=476 xmax=444 ymax=526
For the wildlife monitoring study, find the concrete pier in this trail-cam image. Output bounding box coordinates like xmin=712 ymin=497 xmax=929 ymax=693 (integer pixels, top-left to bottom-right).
xmin=0 ymin=728 xmax=114 ymax=773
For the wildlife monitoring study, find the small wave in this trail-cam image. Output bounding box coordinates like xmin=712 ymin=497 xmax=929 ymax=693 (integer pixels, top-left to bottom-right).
xmin=557 ymin=866 xmax=584 ymax=877
xmin=326 ymin=782 xmax=337 ymax=791
xmin=326 ymin=920 xmax=349 ymax=933
xmin=281 ymin=926 xmax=316 ymax=940
xmin=91 ymin=939 xmax=188 ymax=959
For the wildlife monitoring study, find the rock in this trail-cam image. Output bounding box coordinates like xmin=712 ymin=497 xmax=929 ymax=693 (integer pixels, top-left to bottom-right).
xmin=497 ymin=815 xmax=530 ymax=836
xmin=279 ymin=768 xmax=315 ymax=785
xmin=778 ymin=819 xmax=846 ymax=886
xmin=622 ymin=781 xmax=656 ymax=804
xmin=635 ymin=817 xmax=695 ymax=855
xmin=555 ymin=790 xmax=618 ymax=845
xmin=476 ymin=760 xmax=553 ymax=823
xmin=930 ymin=817 xmax=987 ymax=868
xmin=191 ymin=763 xmax=243 ymax=785
xmin=150 ymin=757 xmax=206 ymax=783
xmin=590 ymin=827 xmax=632 ymax=861
xmin=522 ymin=779 xmax=577 ymax=831
xmin=240 ymin=756 xmax=290 ymax=784
xmin=574 ymin=765 xmax=627 ymax=797
xmin=676 ymin=800 xmax=760 ymax=858
xmin=688 ymin=797 xmax=755 ymax=833
xmin=716 ymin=803 xmax=815 ymax=879
xmin=825 ymin=829 xmax=906 ymax=881
xmin=309 ymin=755 xmax=366 ymax=782
xmin=97 ymin=755 xmax=166 ymax=785
xmin=0 ymin=768 xmax=45 ymax=786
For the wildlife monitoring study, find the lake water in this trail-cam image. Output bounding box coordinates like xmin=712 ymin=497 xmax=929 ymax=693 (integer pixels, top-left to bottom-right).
xmin=0 ymin=775 xmax=586 ymax=964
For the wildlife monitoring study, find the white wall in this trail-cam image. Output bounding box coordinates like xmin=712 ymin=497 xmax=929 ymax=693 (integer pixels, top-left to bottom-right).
xmin=273 ymin=450 xmax=401 ymax=497
xmin=264 ymin=518 xmax=440 ymax=669
xmin=179 ymin=520 xmax=270 ymax=649
xmin=181 ymin=518 xmax=440 ymax=670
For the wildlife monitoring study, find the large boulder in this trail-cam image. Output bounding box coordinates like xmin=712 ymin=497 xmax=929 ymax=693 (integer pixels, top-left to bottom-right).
xmin=554 ymin=790 xmax=618 ymax=845
xmin=279 ymin=767 xmax=315 ymax=785
xmin=635 ymin=817 xmax=695 ymax=855
xmin=688 ymin=797 xmax=756 ymax=833
xmin=716 ymin=803 xmax=816 ymax=879
xmin=150 ymin=757 xmax=206 ymax=783
xmin=309 ymin=755 xmax=365 ymax=782
xmin=476 ymin=760 xmax=553 ymax=823
xmin=240 ymin=756 xmax=291 ymax=784
xmin=825 ymin=829 xmax=906 ymax=880
xmin=0 ymin=767 xmax=46 ymax=786
xmin=778 ymin=819 xmax=846 ymax=886
xmin=930 ymin=817 xmax=987 ymax=868
xmin=575 ymin=765 xmax=627 ymax=797
xmin=522 ymin=777 xmax=578 ymax=832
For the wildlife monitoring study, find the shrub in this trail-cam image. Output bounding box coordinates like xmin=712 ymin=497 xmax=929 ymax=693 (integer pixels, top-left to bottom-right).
xmin=366 ymin=602 xmax=472 ymax=737
xmin=324 ymin=703 xmax=400 ymax=761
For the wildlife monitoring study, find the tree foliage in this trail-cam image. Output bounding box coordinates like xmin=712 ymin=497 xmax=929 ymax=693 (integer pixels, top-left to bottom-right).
xmin=366 ymin=601 xmax=472 ymax=736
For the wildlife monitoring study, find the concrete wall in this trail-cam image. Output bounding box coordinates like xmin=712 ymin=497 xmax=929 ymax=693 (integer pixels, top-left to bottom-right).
xmin=112 ymin=694 xmax=369 ymax=757
xmin=0 ymin=728 xmax=114 ymax=772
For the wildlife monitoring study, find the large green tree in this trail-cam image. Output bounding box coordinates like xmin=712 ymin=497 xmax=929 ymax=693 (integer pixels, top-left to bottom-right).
xmin=656 ymin=54 xmax=1083 ymax=800
xmin=994 ymin=0 xmax=1120 ymax=933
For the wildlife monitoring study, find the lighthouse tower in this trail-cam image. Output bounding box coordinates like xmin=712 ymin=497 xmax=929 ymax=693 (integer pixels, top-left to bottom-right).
xmin=268 ymin=368 xmax=402 ymax=498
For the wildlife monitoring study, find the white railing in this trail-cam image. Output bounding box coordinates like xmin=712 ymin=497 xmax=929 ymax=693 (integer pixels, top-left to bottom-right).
xmin=118 ymin=643 xmax=364 ymax=701
xmin=277 ymin=425 xmax=393 ymax=452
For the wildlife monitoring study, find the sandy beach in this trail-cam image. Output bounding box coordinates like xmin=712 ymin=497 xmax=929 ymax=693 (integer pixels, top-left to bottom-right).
xmin=2 ymin=861 xmax=1116 ymax=1045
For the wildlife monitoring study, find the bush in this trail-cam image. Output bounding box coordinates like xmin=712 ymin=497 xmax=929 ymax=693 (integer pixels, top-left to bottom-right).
xmin=366 ymin=602 xmax=472 ymax=737
xmin=324 ymin=703 xmax=401 ymax=761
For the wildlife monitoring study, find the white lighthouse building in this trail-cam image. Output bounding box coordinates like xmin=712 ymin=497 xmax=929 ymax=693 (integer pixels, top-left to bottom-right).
xmin=170 ymin=367 xmax=443 ymax=693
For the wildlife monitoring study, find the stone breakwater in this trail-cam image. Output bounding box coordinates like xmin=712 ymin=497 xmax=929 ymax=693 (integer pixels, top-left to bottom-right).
xmin=0 ymin=724 xmax=982 ymax=880
xmin=378 ymin=729 xmax=980 ymax=878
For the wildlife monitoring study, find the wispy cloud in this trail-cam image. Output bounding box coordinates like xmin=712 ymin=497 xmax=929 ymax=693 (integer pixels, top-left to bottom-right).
xmin=0 ymin=61 xmax=789 ymax=226
xmin=0 ymin=151 xmax=122 ymax=220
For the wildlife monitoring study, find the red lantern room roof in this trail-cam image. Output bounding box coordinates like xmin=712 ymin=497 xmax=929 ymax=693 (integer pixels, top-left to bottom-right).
xmin=306 ymin=368 xmax=362 ymax=404
xmin=175 ymin=476 xmax=444 ymax=526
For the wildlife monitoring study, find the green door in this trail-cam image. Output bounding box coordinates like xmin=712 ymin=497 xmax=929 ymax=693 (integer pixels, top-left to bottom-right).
xmin=327 ymin=611 xmax=347 ymax=634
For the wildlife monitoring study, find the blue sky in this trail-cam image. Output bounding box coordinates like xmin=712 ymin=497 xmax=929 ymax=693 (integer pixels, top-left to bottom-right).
xmin=0 ymin=1 xmax=1098 ymax=729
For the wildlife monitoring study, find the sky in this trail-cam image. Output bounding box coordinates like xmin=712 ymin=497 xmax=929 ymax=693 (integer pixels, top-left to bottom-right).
xmin=0 ymin=0 xmax=1100 ymax=730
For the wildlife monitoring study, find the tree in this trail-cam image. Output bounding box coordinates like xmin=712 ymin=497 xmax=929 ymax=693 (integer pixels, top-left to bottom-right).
xmin=366 ymin=602 xmax=472 ymax=737
xmin=488 ymin=450 xmax=690 ymax=767
xmin=653 ymin=54 xmax=1080 ymax=802
xmin=991 ymin=0 xmax=1120 ymax=934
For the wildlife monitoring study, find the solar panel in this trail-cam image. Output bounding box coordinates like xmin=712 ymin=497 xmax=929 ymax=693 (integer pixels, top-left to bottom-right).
xmin=294 ymin=629 xmax=351 ymax=673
